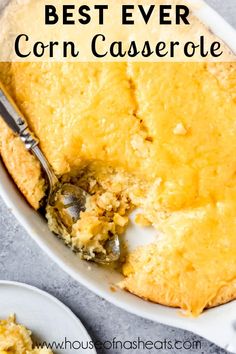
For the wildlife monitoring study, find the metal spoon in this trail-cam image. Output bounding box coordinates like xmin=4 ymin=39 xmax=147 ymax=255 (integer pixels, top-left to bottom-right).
xmin=0 ymin=85 xmax=120 ymax=263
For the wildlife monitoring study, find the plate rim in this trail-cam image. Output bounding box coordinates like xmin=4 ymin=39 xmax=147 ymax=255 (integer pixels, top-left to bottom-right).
xmin=0 ymin=280 xmax=97 ymax=354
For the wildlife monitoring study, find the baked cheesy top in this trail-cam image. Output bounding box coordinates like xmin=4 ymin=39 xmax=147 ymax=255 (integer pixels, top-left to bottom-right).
xmin=1 ymin=61 xmax=236 ymax=315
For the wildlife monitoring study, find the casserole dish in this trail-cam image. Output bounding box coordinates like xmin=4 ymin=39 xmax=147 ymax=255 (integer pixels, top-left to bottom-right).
xmin=0 ymin=0 xmax=236 ymax=351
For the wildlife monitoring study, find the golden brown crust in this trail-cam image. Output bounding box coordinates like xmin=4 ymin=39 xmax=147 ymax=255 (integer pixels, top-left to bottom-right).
xmin=0 ymin=118 xmax=45 ymax=210
xmin=120 ymin=274 xmax=236 ymax=313
xmin=0 ymin=62 xmax=45 ymax=209
xmin=1 ymin=61 xmax=236 ymax=316
xmin=120 ymin=239 xmax=236 ymax=315
xmin=207 ymin=279 xmax=236 ymax=308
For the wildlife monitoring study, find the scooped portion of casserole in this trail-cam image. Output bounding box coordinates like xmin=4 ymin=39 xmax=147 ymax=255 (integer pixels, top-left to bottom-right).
xmin=0 ymin=316 xmax=53 ymax=353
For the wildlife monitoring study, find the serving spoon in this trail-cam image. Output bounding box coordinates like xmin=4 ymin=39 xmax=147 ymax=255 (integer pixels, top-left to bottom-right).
xmin=0 ymin=85 xmax=120 ymax=263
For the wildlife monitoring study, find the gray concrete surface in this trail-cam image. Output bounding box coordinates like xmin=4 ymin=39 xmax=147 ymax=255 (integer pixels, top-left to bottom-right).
xmin=0 ymin=1 xmax=235 ymax=353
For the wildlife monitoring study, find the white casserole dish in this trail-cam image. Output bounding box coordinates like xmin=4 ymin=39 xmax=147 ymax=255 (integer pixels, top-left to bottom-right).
xmin=0 ymin=0 xmax=236 ymax=351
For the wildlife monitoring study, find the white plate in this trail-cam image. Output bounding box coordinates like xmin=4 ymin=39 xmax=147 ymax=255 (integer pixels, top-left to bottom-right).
xmin=0 ymin=281 xmax=96 ymax=354
xmin=0 ymin=1 xmax=236 ymax=353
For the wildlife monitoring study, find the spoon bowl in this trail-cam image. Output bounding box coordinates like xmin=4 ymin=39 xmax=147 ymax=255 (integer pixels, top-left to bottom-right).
xmin=47 ymin=183 xmax=121 ymax=263
xmin=0 ymin=85 xmax=121 ymax=264
xmin=48 ymin=182 xmax=88 ymax=231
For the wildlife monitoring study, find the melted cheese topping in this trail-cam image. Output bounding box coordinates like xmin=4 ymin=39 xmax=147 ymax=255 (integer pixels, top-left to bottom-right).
xmin=123 ymin=198 xmax=236 ymax=315
xmin=0 ymin=61 xmax=236 ymax=315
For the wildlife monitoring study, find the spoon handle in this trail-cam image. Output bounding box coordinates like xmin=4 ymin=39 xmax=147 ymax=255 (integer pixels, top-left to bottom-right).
xmin=0 ymin=85 xmax=58 ymax=187
xmin=0 ymin=86 xmax=39 ymax=150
